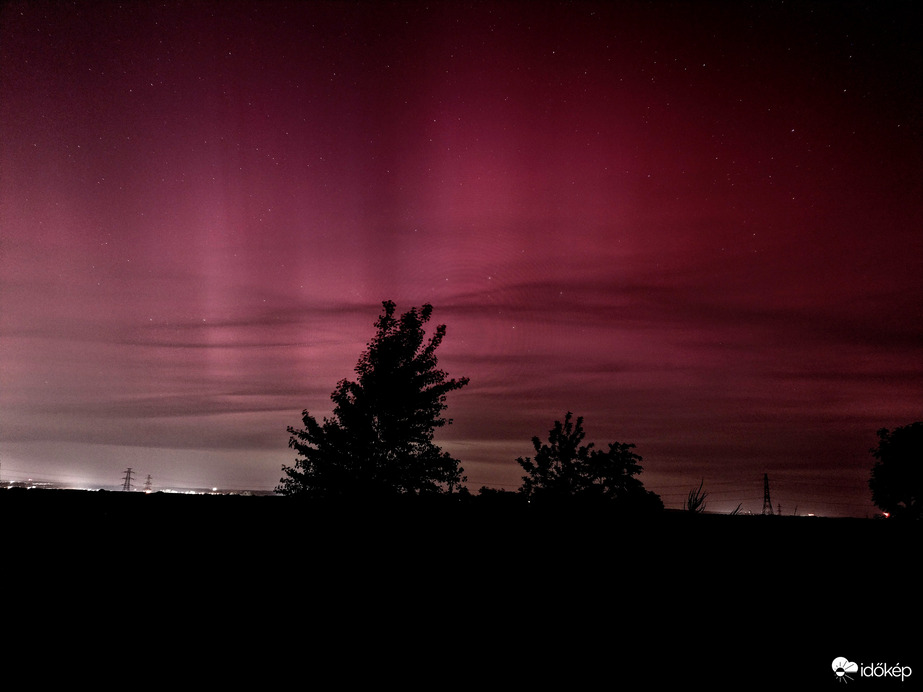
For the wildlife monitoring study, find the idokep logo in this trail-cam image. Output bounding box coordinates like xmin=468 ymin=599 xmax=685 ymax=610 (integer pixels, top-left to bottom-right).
xmin=832 ymin=657 xmax=913 ymax=683
xmin=833 ymin=658 xmax=859 ymax=683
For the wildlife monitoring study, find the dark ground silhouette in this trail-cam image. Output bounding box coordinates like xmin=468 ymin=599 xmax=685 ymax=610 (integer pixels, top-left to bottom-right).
xmin=3 ymin=488 xmax=918 ymax=686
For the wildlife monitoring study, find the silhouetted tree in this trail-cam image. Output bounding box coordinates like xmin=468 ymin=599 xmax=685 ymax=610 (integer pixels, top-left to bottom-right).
xmin=517 ymin=412 xmax=662 ymax=510
xmin=278 ymin=300 xmax=469 ymax=499
xmin=869 ymin=422 xmax=922 ymax=519
xmin=476 ymin=486 xmax=525 ymax=507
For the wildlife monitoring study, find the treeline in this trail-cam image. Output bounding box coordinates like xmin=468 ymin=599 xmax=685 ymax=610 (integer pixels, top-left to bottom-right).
xmin=278 ymin=301 xmax=921 ymax=519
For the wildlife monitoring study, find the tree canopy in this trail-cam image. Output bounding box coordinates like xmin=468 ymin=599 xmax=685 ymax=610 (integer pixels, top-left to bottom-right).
xmin=869 ymin=422 xmax=922 ymax=519
xmin=278 ymin=300 xmax=469 ymax=499
xmin=517 ymin=412 xmax=662 ymax=510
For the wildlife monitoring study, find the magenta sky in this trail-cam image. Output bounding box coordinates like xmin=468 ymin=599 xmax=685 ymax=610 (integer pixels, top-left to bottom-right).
xmin=2 ymin=1 xmax=920 ymax=514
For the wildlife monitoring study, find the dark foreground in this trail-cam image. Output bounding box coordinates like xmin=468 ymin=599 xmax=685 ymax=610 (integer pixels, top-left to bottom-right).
xmin=3 ymin=488 xmax=918 ymax=687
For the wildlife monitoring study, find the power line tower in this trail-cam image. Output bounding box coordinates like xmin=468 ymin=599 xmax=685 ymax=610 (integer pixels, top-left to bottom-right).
xmin=121 ymin=467 xmax=135 ymax=492
xmin=143 ymin=474 xmax=153 ymax=493
xmin=762 ymin=473 xmax=774 ymax=515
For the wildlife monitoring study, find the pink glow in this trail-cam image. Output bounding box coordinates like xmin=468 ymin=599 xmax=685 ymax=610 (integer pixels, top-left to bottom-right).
xmin=1 ymin=2 xmax=919 ymax=514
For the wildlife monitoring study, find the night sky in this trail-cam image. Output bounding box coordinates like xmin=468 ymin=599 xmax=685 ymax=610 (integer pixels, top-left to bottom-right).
xmin=2 ymin=0 xmax=920 ymax=515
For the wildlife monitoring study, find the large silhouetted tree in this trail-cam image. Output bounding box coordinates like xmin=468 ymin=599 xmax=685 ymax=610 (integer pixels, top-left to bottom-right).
xmin=517 ymin=412 xmax=662 ymax=511
xmin=869 ymin=422 xmax=922 ymax=519
xmin=278 ymin=300 xmax=469 ymax=499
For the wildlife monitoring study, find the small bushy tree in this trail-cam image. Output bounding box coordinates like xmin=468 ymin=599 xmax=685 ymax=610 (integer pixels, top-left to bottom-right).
xmin=869 ymin=422 xmax=922 ymax=519
xmin=517 ymin=412 xmax=662 ymax=510
xmin=278 ymin=300 xmax=469 ymax=499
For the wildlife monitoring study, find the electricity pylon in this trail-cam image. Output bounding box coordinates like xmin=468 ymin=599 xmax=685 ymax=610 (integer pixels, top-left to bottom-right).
xmin=761 ymin=473 xmax=773 ymax=515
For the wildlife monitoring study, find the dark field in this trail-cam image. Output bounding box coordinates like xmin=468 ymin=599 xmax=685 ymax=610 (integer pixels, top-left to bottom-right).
xmin=3 ymin=488 xmax=918 ymax=686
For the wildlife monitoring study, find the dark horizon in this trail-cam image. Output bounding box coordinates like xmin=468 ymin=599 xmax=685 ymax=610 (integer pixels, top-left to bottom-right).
xmin=2 ymin=1 xmax=920 ymax=517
